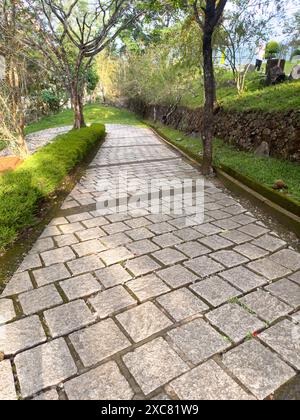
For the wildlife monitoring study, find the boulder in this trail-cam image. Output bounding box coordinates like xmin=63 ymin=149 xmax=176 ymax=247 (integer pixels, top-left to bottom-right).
xmin=254 ymin=141 xmax=270 ymax=157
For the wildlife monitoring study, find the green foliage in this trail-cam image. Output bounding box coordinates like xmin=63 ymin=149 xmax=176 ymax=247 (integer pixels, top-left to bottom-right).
xmin=151 ymin=122 xmax=300 ymax=203
xmin=0 ymin=124 xmax=106 ymax=250
xmin=291 ymin=49 xmax=300 ymax=59
xmin=265 ymin=40 xmax=281 ymax=59
xmin=41 ymin=90 xmax=61 ymax=113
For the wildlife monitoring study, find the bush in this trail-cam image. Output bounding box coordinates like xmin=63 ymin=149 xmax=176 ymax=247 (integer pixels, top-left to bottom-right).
xmin=291 ymin=48 xmax=300 ymax=59
xmin=0 ymin=124 xmax=106 ymax=250
xmin=265 ymin=40 xmax=281 ymax=59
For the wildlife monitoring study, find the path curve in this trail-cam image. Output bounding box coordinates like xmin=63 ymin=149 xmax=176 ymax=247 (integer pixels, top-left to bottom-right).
xmin=0 ymin=124 xmax=299 ymax=400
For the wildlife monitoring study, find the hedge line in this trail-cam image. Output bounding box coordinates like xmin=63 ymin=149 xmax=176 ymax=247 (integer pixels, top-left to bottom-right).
xmin=0 ymin=124 xmax=106 ymax=250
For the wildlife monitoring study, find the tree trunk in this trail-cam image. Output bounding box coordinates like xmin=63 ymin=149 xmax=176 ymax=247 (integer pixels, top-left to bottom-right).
xmin=71 ymin=82 xmax=86 ymax=129
xmin=202 ymin=29 xmax=215 ymax=175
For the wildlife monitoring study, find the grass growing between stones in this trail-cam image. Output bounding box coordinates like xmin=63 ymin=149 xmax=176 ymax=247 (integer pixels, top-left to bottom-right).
xmin=0 ymin=124 xmax=106 ymax=251
xmin=26 ymin=103 xmax=143 ymax=135
xmin=150 ymin=122 xmax=300 ymax=203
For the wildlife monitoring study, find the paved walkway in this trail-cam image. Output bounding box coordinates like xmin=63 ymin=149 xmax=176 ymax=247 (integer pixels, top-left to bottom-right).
xmin=0 ymin=125 xmax=299 ymax=400
xmin=0 ymin=126 xmax=72 ymax=157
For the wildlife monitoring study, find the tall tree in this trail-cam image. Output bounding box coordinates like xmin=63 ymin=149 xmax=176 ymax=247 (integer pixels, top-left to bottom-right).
xmin=0 ymin=0 xmax=28 ymax=157
xmin=191 ymin=0 xmax=227 ymax=175
xmin=27 ymin=0 xmax=159 ymax=129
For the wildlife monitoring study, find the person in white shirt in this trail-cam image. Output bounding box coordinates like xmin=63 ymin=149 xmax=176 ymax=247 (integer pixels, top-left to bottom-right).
xmin=255 ymin=44 xmax=266 ymax=71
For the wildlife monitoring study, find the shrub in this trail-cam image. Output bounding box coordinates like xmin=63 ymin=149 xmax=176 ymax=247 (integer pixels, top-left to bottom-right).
xmin=291 ymin=48 xmax=300 ymax=59
xmin=0 ymin=124 xmax=106 ymax=250
xmin=265 ymin=40 xmax=281 ymax=59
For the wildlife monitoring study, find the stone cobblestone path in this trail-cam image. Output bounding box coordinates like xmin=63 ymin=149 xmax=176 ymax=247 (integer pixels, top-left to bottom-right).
xmin=0 ymin=124 xmax=299 ymax=400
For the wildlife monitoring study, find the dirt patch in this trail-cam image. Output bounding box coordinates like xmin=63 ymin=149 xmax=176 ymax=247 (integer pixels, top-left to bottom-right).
xmin=0 ymin=156 xmax=23 ymax=173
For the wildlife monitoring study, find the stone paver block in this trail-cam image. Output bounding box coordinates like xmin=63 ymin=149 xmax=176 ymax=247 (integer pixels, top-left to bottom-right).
xmin=89 ymin=286 xmax=137 ymax=318
xmin=127 ymin=228 xmax=154 ymax=241
xmin=125 ymin=217 xmax=151 ymax=229
xmin=15 ymin=338 xmax=77 ymax=398
xmin=220 ymin=230 xmax=252 ymax=245
xmin=211 ymin=250 xmax=249 ymax=268
xmin=200 ymin=235 xmax=233 ymax=251
xmin=82 ymin=216 xmax=109 ymax=229
xmin=40 ymin=225 xmax=61 ymax=238
xmin=65 ymin=361 xmax=133 ymax=400
xmin=157 ymin=265 xmax=198 ymax=288
xmin=17 ymin=254 xmax=42 ymax=272
xmin=260 ymin=320 xmax=300 ymax=370
xmin=100 ymin=247 xmax=134 ymax=266
xmin=152 ymin=233 xmax=183 ymax=249
xmin=213 ymin=219 xmax=240 ymax=231
xmin=123 ymin=338 xmax=188 ymax=395
xmin=33 ymin=390 xmax=59 ymax=401
xmin=126 ymin=255 xmax=161 ymax=277
xmin=207 ymin=303 xmax=265 ymax=343
xmin=95 ymin=265 xmax=132 ymax=289
xmin=70 ymin=319 xmax=130 ymax=367
xmin=0 ymin=316 xmax=46 ymax=356
xmin=66 ymin=212 xmax=92 ymax=223
xmin=41 ymin=247 xmax=76 ymax=266
xmin=60 ymin=274 xmax=101 ymax=301
xmin=266 ymin=279 xmax=300 ymax=308
xmin=0 ymin=299 xmax=16 ymax=324
xmin=30 ymin=237 xmax=55 ymax=254
xmin=148 ymin=222 xmax=175 ymax=235
xmin=101 ymin=233 xmax=132 ymax=249
xmin=102 ymin=222 xmax=129 ymax=235
xmin=0 ymin=360 xmax=17 ymax=400
xmin=234 ymin=243 xmax=269 ymax=260
xmin=223 ymin=340 xmax=295 ymax=400
xmin=269 ymin=249 xmax=300 ymax=271
xmin=50 ymin=216 xmax=68 ymax=226
xmin=33 ymin=263 xmax=71 ymax=287
xmin=184 ymin=256 xmax=224 ymax=278
xmin=175 ymin=241 xmax=210 ymax=258
xmin=19 ymin=285 xmax=63 ymax=315
xmin=190 ymin=276 xmax=240 ymax=307
xmin=60 ymin=222 xmax=84 ymax=235
xmin=157 ymin=288 xmax=208 ymax=321
xmin=76 ymin=227 xmax=105 ymax=242
xmin=239 ymin=224 xmax=269 ymax=238
xmin=174 ymin=228 xmax=203 ymax=241
xmin=221 ymin=267 xmax=267 ymax=295
xmin=72 ymin=239 xmax=106 ymax=257
xmin=67 ymin=255 xmax=104 ymax=276
xmin=252 ymin=235 xmax=287 ymax=252
xmin=127 ymin=274 xmax=170 ymax=302
xmin=195 ymin=223 xmax=222 ymax=236
xmin=152 ymin=248 xmax=187 ymax=266
xmin=1 ymin=272 xmax=33 ymax=297
xmin=169 ymin=360 xmax=254 ymax=400
xmin=117 ymin=302 xmax=172 ymax=342
xmin=126 ymin=239 xmax=159 ymax=256
xmin=289 ymin=271 xmax=300 ymax=285
xmin=44 ymin=300 xmax=95 ymax=338
xmin=168 ymin=318 xmax=230 ymax=364
xmin=54 ymin=234 xmax=79 ymax=248
xmin=240 ymin=290 xmax=292 ymax=323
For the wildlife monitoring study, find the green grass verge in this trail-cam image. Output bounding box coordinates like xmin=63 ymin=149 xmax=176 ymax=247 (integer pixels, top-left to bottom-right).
xmin=0 ymin=124 xmax=106 ymax=251
xmin=181 ymin=71 xmax=300 ymax=112
xmin=150 ymin=122 xmax=300 ymax=204
xmin=26 ymin=103 xmax=143 ymax=135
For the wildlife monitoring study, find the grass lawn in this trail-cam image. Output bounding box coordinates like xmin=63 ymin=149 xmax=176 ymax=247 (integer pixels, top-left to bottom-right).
xmin=181 ymin=69 xmax=300 ymax=112
xmin=25 ymin=103 xmax=143 ymax=135
xmin=151 ymin=122 xmax=300 ymax=203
